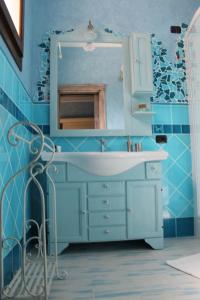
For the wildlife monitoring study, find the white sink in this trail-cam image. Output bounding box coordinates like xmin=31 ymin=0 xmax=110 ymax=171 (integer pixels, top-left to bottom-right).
xmin=42 ymin=150 xmax=168 ymax=176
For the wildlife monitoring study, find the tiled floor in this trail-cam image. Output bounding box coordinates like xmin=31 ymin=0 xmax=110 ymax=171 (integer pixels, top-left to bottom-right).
xmin=50 ymin=238 xmax=200 ymax=300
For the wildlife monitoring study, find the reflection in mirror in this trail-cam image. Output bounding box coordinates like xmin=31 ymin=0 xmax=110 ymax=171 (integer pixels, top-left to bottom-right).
xmin=58 ymin=84 xmax=106 ymax=129
xmin=57 ymin=43 xmax=125 ymax=130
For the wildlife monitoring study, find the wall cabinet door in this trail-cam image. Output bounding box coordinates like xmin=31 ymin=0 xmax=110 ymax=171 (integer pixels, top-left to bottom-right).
xmin=127 ymin=181 xmax=163 ymax=239
xmin=130 ymin=32 xmax=153 ymax=96
xmin=49 ymin=182 xmax=87 ymax=243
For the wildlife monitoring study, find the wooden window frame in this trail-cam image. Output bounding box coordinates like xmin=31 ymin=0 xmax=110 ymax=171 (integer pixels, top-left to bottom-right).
xmin=58 ymin=84 xmax=106 ymax=130
xmin=0 ymin=0 xmax=24 ymax=70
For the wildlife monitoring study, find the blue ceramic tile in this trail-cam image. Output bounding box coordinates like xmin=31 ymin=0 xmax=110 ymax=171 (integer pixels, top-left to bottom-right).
xmin=4 ymin=63 xmax=13 ymax=100
xmin=171 ymin=105 xmax=189 ymax=125
xmin=181 ymin=125 xmax=190 ymax=134
xmin=0 ymin=88 xmax=29 ymax=126
xmin=178 ymin=134 xmax=191 ymax=146
xmin=152 ymin=104 xmax=172 ymax=124
xmin=106 ymin=137 xmax=127 ymax=152
xmin=168 ymin=191 xmax=190 ymax=218
xmin=39 ymin=125 xmax=50 ymax=134
xmin=162 ymin=156 xmax=174 ymax=174
xmin=163 ymin=218 xmax=176 ymax=237
xmin=164 ymin=218 xmax=194 ymax=237
xmin=153 ymin=124 xmax=163 ymax=134
xmin=177 ymin=217 xmax=194 ymax=236
xmin=33 ymin=104 xmax=50 ymax=125
xmin=179 ymin=205 xmax=194 ymax=218
xmin=164 ymin=136 xmax=182 ymax=160
xmin=172 ymin=125 xmax=181 ymax=133
xmin=178 ymin=177 xmax=193 ymax=207
xmin=163 ymin=125 xmax=172 ymax=134
xmin=177 ymin=150 xmax=192 ymax=174
xmin=141 ymin=136 xmax=159 ymax=151
xmin=12 ymin=76 xmax=19 ymax=104
xmin=0 ymin=49 xmax=5 ymax=89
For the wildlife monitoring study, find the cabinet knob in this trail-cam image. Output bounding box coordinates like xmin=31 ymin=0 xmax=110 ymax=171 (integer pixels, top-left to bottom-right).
xmin=150 ymin=166 xmax=156 ymax=171
xmin=104 ymin=214 xmax=110 ymax=219
xmin=127 ymin=208 xmax=132 ymax=212
xmin=103 ymin=200 xmax=109 ymax=205
xmin=102 ymin=183 xmax=109 ymax=189
xmin=104 ymin=229 xmax=110 ymax=234
xmin=81 ymin=210 xmax=87 ymax=215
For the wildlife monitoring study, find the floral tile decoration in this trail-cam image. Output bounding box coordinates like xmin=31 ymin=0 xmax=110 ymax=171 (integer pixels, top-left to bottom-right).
xmin=151 ymin=23 xmax=188 ymax=104
xmin=35 ymin=24 xmax=188 ymax=104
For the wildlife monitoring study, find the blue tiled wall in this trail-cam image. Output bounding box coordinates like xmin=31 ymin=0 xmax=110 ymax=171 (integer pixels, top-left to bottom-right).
xmin=0 ymin=0 xmax=34 ymax=284
xmin=0 ymin=47 xmax=33 ymax=262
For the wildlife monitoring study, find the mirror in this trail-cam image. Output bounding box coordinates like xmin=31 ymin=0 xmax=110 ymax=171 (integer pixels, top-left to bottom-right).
xmin=50 ymin=27 xmax=130 ymax=137
xmin=58 ymin=43 xmax=124 ymax=130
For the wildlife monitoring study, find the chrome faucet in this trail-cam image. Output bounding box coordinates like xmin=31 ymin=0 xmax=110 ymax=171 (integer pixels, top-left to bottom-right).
xmin=100 ymin=138 xmax=106 ymax=152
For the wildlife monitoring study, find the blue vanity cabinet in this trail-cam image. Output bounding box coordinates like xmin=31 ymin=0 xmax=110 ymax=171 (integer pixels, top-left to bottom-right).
xmin=48 ymin=182 xmax=87 ymax=254
xmin=47 ymin=161 xmax=164 ymax=254
xmin=127 ymin=181 xmax=163 ymax=242
xmin=130 ymin=32 xmax=153 ymax=96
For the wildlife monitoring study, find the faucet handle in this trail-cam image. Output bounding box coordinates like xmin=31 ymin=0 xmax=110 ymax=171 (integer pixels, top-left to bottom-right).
xmin=100 ymin=138 xmax=106 ymax=152
xmin=100 ymin=138 xmax=106 ymax=144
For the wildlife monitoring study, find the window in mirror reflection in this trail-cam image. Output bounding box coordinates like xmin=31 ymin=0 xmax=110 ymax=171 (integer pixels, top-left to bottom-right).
xmin=57 ymin=43 xmax=125 ymax=130
xmin=58 ymin=84 xmax=106 ymax=129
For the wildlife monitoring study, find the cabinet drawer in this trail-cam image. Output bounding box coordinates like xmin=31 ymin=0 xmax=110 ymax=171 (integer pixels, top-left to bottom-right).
xmin=89 ymin=226 xmax=126 ymax=241
xmin=48 ymin=163 xmax=66 ymax=182
xmin=89 ymin=212 xmax=126 ymax=227
xmin=146 ymin=162 xmax=161 ymax=179
xmin=88 ymin=196 xmax=125 ymax=211
xmin=88 ymin=182 xmax=125 ymax=196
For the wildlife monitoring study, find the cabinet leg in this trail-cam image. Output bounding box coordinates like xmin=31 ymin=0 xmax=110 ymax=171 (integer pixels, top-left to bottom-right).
xmin=145 ymin=237 xmax=163 ymax=250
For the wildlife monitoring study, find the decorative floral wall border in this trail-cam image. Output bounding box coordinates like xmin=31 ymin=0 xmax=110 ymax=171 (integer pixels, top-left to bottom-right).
xmin=33 ymin=29 xmax=73 ymax=102
xmin=151 ymin=23 xmax=188 ymax=104
xmin=34 ymin=24 xmax=188 ymax=104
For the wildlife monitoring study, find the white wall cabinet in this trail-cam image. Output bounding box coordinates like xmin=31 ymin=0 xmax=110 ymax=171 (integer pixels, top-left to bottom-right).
xmin=130 ymin=32 xmax=154 ymax=96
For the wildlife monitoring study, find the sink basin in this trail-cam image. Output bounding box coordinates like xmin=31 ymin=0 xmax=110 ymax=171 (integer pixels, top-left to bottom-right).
xmin=42 ymin=150 xmax=168 ymax=176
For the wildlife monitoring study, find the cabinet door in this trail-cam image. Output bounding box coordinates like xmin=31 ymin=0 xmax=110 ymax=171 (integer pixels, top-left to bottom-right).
xmin=49 ymin=183 xmax=87 ymax=243
xmin=127 ymin=181 xmax=162 ymax=239
xmin=130 ymin=33 xmax=153 ymax=95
